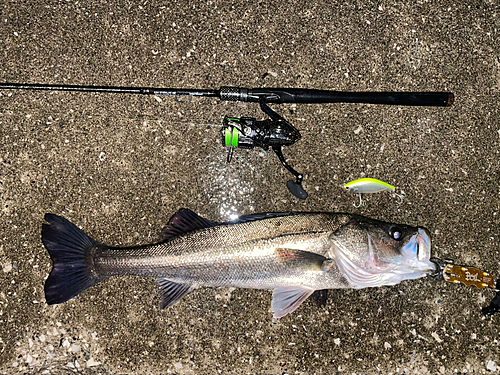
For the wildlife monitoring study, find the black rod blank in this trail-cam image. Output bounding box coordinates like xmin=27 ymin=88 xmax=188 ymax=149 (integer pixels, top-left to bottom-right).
xmin=0 ymin=82 xmax=219 ymax=98
xmin=0 ymin=82 xmax=454 ymax=107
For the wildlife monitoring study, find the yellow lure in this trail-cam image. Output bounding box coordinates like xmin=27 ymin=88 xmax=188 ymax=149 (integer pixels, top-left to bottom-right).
xmin=344 ymin=178 xmax=396 ymax=194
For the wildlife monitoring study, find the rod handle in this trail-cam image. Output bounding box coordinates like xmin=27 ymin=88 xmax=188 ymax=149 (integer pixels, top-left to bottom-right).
xmin=220 ymin=87 xmax=454 ymax=107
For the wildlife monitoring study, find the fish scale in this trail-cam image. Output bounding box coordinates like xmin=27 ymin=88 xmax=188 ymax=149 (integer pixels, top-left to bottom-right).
xmin=93 ymin=219 xmax=344 ymax=289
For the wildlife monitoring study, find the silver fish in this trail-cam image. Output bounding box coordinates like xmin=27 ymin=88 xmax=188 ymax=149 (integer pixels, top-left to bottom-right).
xmin=42 ymin=209 xmax=437 ymax=318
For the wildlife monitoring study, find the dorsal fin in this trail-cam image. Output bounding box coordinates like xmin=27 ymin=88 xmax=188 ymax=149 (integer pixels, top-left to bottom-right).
xmin=160 ymin=209 xmax=219 ymax=242
xmin=231 ymin=211 xmax=296 ymax=224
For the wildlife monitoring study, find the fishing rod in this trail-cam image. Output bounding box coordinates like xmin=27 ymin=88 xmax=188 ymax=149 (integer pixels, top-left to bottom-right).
xmin=0 ymin=82 xmax=454 ymax=199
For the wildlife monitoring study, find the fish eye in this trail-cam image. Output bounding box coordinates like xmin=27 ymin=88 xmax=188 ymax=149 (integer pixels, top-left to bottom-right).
xmin=389 ymin=227 xmax=403 ymax=241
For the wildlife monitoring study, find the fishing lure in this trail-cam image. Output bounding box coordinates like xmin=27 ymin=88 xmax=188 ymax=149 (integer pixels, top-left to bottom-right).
xmin=343 ymin=178 xmax=404 ymax=207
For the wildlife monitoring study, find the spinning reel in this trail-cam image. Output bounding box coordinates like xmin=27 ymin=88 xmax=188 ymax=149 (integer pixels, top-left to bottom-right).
xmin=221 ymin=100 xmax=307 ymax=199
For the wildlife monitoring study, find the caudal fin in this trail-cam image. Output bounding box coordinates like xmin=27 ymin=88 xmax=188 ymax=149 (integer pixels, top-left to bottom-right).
xmin=42 ymin=213 xmax=105 ymax=305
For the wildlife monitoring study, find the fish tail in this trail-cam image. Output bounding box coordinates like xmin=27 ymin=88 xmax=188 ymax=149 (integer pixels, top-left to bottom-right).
xmin=42 ymin=213 xmax=106 ymax=305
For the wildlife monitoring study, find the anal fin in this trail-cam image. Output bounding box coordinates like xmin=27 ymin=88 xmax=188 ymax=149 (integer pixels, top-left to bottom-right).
xmin=272 ymin=286 xmax=315 ymax=318
xmin=156 ymin=278 xmax=193 ymax=309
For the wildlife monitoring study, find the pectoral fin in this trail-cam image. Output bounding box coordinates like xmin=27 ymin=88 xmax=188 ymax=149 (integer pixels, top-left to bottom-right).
xmin=272 ymin=286 xmax=315 ymax=318
xmin=156 ymin=278 xmax=193 ymax=309
xmin=275 ymin=248 xmax=328 ymax=271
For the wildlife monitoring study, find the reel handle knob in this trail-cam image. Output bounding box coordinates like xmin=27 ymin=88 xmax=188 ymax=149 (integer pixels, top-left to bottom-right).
xmin=287 ymin=180 xmax=308 ymax=200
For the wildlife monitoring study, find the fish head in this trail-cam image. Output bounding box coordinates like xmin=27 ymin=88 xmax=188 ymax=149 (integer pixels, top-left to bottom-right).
xmin=330 ymin=216 xmax=437 ymax=288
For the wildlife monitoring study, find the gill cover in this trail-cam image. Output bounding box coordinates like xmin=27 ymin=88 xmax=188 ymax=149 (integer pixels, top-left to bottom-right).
xmin=330 ymin=218 xmax=436 ymax=289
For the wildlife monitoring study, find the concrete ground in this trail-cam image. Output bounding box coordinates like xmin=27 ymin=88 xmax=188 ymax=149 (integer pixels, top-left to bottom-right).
xmin=1 ymin=0 xmax=499 ymax=373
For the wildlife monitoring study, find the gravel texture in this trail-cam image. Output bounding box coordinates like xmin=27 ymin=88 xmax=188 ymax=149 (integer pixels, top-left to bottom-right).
xmin=1 ymin=0 xmax=499 ymax=374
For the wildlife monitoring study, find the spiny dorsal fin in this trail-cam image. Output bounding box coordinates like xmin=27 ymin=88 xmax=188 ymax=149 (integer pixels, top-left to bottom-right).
xmin=156 ymin=278 xmax=193 ymax=309
xmin=272 ymin=286 xmax=315 ymax=318
xmin=160 ymin=208 xmax=219 ymax=242
xmin=275 ymin=248 xmax=328 ymax=271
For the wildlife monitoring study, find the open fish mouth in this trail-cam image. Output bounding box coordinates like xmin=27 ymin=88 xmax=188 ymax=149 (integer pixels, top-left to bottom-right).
xmin=331 ymin=227 xmax=438 ymax=289
xmin=395 ymin=228 xmax=437 ymax=275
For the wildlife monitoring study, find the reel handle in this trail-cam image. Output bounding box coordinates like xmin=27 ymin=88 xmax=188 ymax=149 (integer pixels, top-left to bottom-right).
xmin=273 ymin=146 xmax=308 ymax=200
xmin=286 ymin=180 xmax=308 ymax=200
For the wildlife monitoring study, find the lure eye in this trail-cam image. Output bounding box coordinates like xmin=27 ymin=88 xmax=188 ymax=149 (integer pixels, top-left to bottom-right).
xmin=389 ymin=227 xmax=403 ymax=241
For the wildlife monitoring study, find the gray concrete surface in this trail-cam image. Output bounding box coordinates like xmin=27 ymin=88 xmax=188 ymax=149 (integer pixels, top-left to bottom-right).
xmin=1 ymin=0 xmax=499 ymax=373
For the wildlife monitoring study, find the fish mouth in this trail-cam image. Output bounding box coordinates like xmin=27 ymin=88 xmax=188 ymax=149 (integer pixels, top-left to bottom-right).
xmin=331 ymin=227 xmax=437 ymax=289
xmin=400 ymin=228 xmax=437 ymax=273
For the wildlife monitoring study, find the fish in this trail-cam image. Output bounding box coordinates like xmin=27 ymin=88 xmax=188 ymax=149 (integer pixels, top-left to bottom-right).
xmin=42 ymin=209 xmax=437 ymax=318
